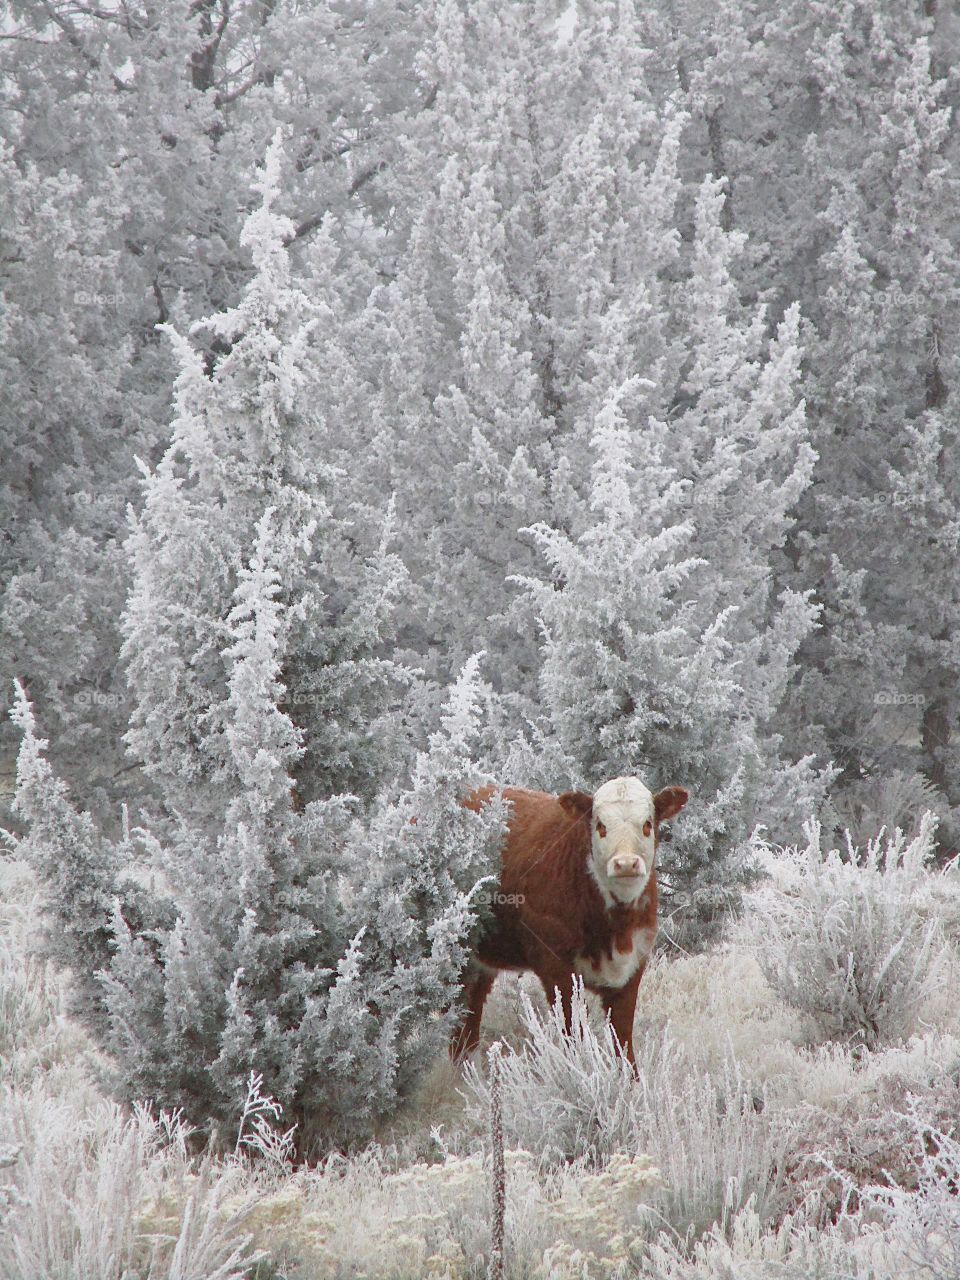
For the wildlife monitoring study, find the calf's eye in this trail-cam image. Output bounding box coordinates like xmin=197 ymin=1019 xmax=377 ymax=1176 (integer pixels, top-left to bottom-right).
xmin=596 ymin=820 xmax=607 ymax=838
xmin=643 ymin=820 xmax=652 ymax=837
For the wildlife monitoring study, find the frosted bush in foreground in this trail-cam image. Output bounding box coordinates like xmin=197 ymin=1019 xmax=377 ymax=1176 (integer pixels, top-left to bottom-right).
xmin=463 ymin=984 xmax=638 ymax=1166
xmin=227 ymin=1143 xmax=662 ymax=1280
xmin=640 ymin=1105 xmax=960 ymax=1277
xmin=0 ymin=1091 xmax=258 ymax=1280
xmin=636 ymin=1204 xmax=916 ymax=1279
xmin=750 ymin=815 xmax=951 ymax=1048
xmin=9 ymin=597 xmax=505 ymax=1152
xmin=857 ymin=1107 xmax=960 ymax=1279
xmin=461 ymin=983 xmax=787 ymax=1244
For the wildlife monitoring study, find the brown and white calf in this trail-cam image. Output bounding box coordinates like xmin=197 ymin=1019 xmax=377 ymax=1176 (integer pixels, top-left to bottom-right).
xmin=451 ymin=776 xmax=688 ymax=1065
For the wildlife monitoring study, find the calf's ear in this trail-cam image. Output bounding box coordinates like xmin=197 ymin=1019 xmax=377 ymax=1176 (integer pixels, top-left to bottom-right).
xmin=558 ymin=790 xmax=593 ymax=819
xmin=654 ymin=786 xmax=689 ymax=824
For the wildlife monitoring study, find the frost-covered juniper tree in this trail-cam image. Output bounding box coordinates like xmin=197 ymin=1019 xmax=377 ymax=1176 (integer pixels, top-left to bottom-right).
xmin=352 ymin=0 xmax=693 ymax=689
xmin=7 ymin=135 xmax=506 ymax=1153
xmin=113 ymin=520 xmax=501 ymax=1151
xmin=10 ymin=550 xmax=504 ymax=1153
xmin=514 ymin=334 xmax=818 ymax=944
xmin=352 ymin=0 xmax=554 ymax=687
xmin=7 ymin=680 xmax=124 ymax=1035
xmin=0 ymin=0 xmax=428 ymax=813
xmin=122 ymin=134 xmax=409 ymax=820
xmin=641 ymin=0 xmax=960 ymax=846
xmin=0 ymin=144 xmax=145 ymax=814
xmin=351 ymin=4 xmax=821 ymax=917
xmin=664 ymin=179 xmax=824 ymax=840
xmin=790 ymin=26 xmax=960 ymax=841
xmin=500 ymin=160 xmax=821 ymax=943
xmin=512 ymin=387 xmax=750 ymax=942
xmin=92 ymin=512 xmax=346 ymax=1131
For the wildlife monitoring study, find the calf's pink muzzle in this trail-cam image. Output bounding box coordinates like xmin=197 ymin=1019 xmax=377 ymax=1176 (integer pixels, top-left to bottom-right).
xmin=608 ymin=851 xmax=646 ymax=878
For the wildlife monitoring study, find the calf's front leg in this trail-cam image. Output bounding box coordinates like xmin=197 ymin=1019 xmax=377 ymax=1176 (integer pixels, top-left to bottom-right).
xmin=600 ymin=967 xmax=644 ymax=1067
xmin=537 ymin=966 xmax=576 ymax=1034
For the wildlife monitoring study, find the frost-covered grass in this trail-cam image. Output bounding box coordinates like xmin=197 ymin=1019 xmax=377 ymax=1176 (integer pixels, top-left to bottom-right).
xmin=2 ymin=815 xmax=960 ymax=1279
xmin=461 ymin=985 xmax=788 ymax=1245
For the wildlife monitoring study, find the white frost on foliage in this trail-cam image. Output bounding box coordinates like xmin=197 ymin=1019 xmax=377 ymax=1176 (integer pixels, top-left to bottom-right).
xmin=747 ymin=813 xmax=952 ymax=1048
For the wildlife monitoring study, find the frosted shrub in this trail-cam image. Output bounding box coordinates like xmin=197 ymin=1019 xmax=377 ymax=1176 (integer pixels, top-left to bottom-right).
xmin=635 ymin=1203 xmax=891 ymax=1279
xmin=914 ymin=845 xmax=960 ymax=942
xmin=780 ymin=1065 xmax=960 ymax=1228
xmin=750 ymin=815 xmax=951 ymax=1048
xmin=0 ymin=1090 xmax=258 ymax=1280
xmin=858 ymin=1106 xmax=960 ymax=1278
xmin=11 ymin=500 xmax=504 ymax=1153
xmin=827 ymin=770 xmax=947 ymax=851
xmin=462 ymin=984 xmax=638 ymax=1165
xmin=461 ymin=983 xmax=787 ymax=1243
xmin=233 ymin=1144 xmax=662 ymax=1280
xmin=9 ymin=649 xmax=504 ymax=1153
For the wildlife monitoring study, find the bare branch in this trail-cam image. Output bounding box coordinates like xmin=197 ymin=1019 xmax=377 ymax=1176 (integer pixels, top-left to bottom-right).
xmin=214 ymin=65 xmax=271 ymax=109
xmin=288 ymin=161 xmax=386 ymax=245
xmin=39 ymin=0 xmax=133 ymax=92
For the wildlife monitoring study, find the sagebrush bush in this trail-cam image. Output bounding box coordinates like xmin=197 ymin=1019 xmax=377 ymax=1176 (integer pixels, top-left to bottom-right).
xmin=826 ymin=770 xmax=947 ymax=851
xmin=857 ymin=1106 xmax=960 ymax=1280
xmin=781 ymin=1068 xmax=960 ymax=1227
xmin=749 ymin=815 xmax=951 ymax=1049
xmin=0 ymin=1090 xmax=258 ymax=1280
xmin=635 ymin=1203 xmax=898 ymax=1279
xmin=640 ymin=1099 xmax=960 ymax=1277
xmin=462 ymin=983 xmax=638 ymax=1166
xmin=461 ymin=983 xmax=788 ymax=1245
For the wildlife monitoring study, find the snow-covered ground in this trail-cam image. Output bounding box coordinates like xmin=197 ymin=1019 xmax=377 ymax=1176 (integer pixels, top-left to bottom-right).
xmin=2 ymin=825 xmax=958 ymax=1280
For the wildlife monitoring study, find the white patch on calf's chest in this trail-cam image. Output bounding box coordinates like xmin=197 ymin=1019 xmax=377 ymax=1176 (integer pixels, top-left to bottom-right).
xmin=573 ymin=925 xmax=656 ymax=990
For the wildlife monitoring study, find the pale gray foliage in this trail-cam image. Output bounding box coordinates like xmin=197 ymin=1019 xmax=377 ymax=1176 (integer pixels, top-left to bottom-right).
xmin=643 ymin=1 xmax=960 ymax=842
xmin=0 ymin=0 xmax=429 ymax=814
xmin=461 ymin=982 xmax=787 ymax=1243
xmin=857 ymin=1106 xmax=960 ymax=1280
xmin=750 ymin=815 xmax=951 ymax=1048
xmin=0 ymin=1096 xmax=258 ymax=1280
xmin=9 ymin=643 xmax=505 ymax=1153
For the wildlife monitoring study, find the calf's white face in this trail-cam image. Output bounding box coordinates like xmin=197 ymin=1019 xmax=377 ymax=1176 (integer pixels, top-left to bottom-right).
xmin=590 ymin=776 xmax=657 ymax=905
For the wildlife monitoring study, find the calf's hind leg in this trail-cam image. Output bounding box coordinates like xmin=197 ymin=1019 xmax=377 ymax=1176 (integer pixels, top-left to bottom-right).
xmin=450 ymin=969 xmax=496 ymax=1061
